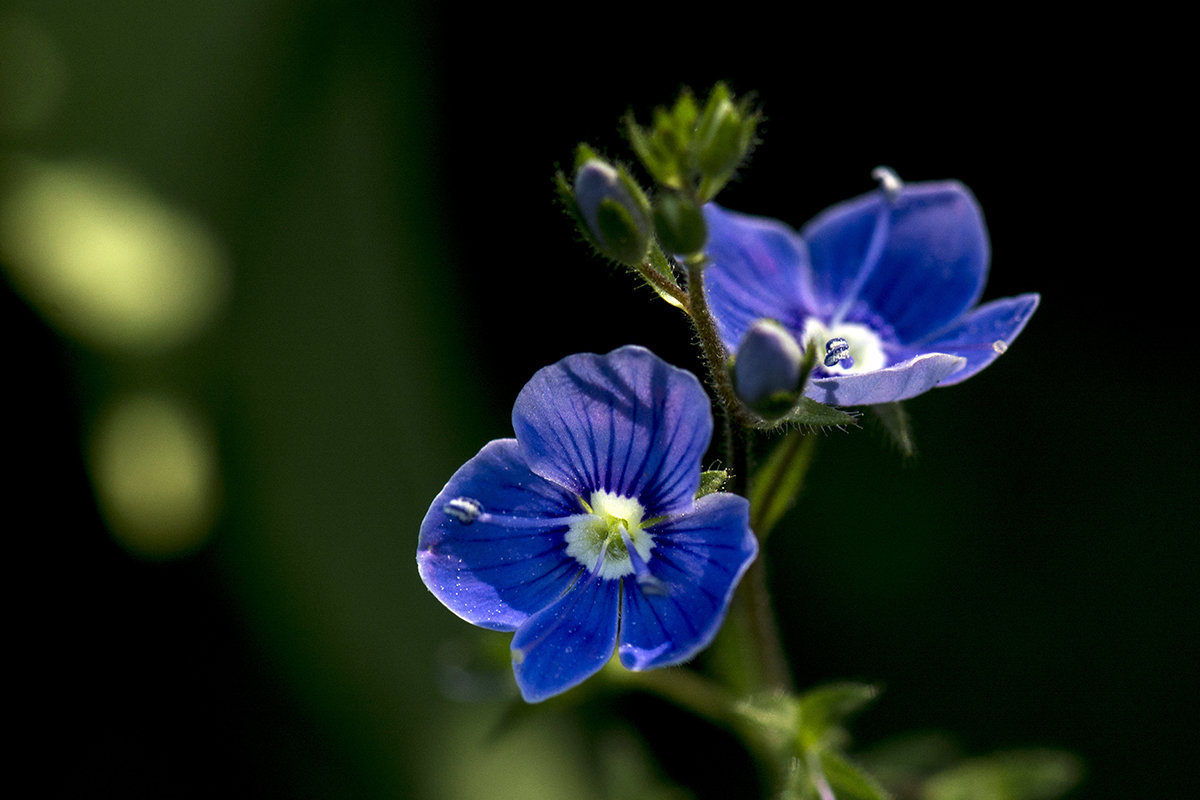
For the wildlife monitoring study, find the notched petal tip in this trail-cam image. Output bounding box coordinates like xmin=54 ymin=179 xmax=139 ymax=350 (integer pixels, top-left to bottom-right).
xmin=510 ymin=573 xmax=621 ymax=703
xmin=617 ymin=492 xmax=757 ymax=672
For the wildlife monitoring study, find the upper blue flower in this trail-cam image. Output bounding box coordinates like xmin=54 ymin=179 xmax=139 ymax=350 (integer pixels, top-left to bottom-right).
xmin=417 ymin=346 xmax=758 ymax=702
xmin=704 ymin=173 xmax=1040 ymax=406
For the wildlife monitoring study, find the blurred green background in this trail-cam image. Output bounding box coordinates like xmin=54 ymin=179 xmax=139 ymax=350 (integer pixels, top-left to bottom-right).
xmin=3 ymin=3 xmax=1192 ymax=798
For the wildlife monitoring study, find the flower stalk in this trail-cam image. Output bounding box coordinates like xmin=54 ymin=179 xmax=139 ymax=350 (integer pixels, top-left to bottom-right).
xmin=679 ymin=256 xmax=795 ymax=699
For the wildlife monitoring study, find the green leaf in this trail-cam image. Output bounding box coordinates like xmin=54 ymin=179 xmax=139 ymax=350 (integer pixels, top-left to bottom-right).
xmin=856 ymin=732 xmax=962 ymax=789
xmin=748 ymin=429 xmax=816 ymax=539
xmin=923 ymin=749 xmax=1084 ymax=800
xmin=797 ymin=682 xmax=881 ymax=751
xmin=821 ymin=750 xmax=892 ymax=800
xmin=870 ymin=402 xmax=916 ymax=457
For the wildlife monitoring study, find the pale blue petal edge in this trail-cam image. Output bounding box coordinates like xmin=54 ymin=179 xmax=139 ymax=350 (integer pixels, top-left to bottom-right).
xmin=804 ymin=353 xmax=968 ymax=406
xmin=801 ymin=181 xmax=990 ymax=343
xmin=921 ymin=293 xmax=1040 ymax=386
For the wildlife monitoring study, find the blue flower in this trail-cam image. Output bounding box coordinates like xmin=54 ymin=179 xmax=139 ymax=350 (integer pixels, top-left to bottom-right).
xmin=417 ymin=346 xmax=758 ymax=702
xmin=704 ymin=172 xmax=1040 ymax=406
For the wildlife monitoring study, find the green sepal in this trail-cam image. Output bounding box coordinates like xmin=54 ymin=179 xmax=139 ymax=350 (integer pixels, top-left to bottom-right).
xmin=626 ymin=94 xmax=697 ymax=191
xmin=749 ymin=429 xmax=816 ymax=540
xmin=745 ymin=391 xmax=803 ymax=421
xmin=769 ymin=396 xmax=858 ymax=430
xmin=694 ymin=82 xmax=760 ymax=202
xmin=923 ymin=749 xmax=1083 ymax=800
xmin=696 ymin=469 xmax=729 ymax=499
xmin=870 ymin=401 xmax=916 ymax=458
xmin=796 ymin=682 xmax=881 ymax=752
xmin=595 ymin=197 xmax=650 ymax=266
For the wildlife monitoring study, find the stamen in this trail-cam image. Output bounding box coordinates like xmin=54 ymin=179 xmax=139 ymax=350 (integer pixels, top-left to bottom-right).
xmin=443 ymin=496 xmax=577 ymax=529
xmin=823 ymin=337 xmax=852 ymax=368
xmin=564 ymin=490 xmax=655 ymax=580
xmin=620 ymin=528 xmax=668 ymax=596
xmin=443 ymin=496 xmax=483 ymax=524
xmin=871 ymin=165 xmax=904 ymax=202
xmin=831 ymin=169 xmax=900 ymax=325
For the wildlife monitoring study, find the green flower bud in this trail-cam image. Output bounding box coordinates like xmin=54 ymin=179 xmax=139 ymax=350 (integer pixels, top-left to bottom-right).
xmin=694 ymin=83 xmax=758 ymax=202
xmin=732 ymin=318 xmax=806 ymax=419
xmin=653 ymin=192 xmax=708 ymax=257
xmin=572 ymin=158 xmax=652 ymax=267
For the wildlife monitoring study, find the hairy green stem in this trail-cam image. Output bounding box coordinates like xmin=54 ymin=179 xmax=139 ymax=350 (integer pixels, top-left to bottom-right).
xmin=684 ymin=259 xmax=756 ymax=430
xmin=684 ymin=259 xmax=794 ymax=696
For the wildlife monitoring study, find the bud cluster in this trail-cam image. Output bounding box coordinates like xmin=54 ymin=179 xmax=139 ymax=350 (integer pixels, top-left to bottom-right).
xmin=558 ymin=84 xmax=759 ymax=267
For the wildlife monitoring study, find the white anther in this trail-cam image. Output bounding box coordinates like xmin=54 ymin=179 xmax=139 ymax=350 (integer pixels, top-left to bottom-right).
xmin=871 ymin=166 xmax=904 ymax=202
xmin=443 ymin=496 xmax=484 ymax=524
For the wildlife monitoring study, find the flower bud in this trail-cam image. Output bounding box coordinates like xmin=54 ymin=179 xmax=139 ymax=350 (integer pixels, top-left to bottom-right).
xmin=653 ymin=191 xmax=707 ymax=257
xmin=732 ymin=319 xmax=805 ymax=418
xmin=572 ymin=158 xmax=652 ymax=267
xmin=694 ymin=83 xmax=758 ymax=202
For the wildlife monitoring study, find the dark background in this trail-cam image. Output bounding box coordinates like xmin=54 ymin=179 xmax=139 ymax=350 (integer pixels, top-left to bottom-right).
xmin=4 ymin=3 xmax=1192 ymax=798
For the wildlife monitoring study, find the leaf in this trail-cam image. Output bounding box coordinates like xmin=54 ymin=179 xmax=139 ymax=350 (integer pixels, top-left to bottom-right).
xmin=870 ymin=402 xmax=916 ymax=457
xmin=820 ymin=750 xmax=892 ymax=800
xmin=749 ymin=429 xmax=816 ymax=539
xmin=923 ymin=749 xmax=1084 ymax=800
xmin=797 ymin=682 xmax=881 ymax=751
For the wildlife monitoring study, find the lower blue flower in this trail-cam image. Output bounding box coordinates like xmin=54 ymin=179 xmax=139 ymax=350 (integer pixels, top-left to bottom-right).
xmin=417 ymin=345 xmax=758 ymax=702
xmin=704 ymin=172 xmax=1040 ymax=406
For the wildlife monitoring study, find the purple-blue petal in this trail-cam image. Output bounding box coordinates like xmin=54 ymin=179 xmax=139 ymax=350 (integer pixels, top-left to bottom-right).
xmin=511 ymin=572 xmax=620 ymax=702
xmin=919 ymin=293 xmax=1040 ymax=386
xmin=802 ymin=181 xmax=990 ymax=343
xmin=512 ymin=346 xmax=712 ymax=517
xmin=618 ymin=493 xmax=757 ymax=671
xmin=804 ymin=353 xmax=968 ymax=407
xmin=702 ymin=204 xmax=815 ymax=350
xmin=417 ymin=439 xmax=582 ymax=632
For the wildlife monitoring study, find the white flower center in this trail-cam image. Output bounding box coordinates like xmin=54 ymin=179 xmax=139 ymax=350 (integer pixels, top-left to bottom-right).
xmin=564 ymin=490 xmax=654 ymax=580
xmin=802 ymin=318 xmax=887 ymax=375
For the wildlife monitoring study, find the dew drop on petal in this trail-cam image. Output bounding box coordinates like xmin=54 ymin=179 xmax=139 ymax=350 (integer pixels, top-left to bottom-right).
xmin=992 ymin=340 xmax=1008 ymax=354
xmin=443 ymin=496 xmax=484 ymax=524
